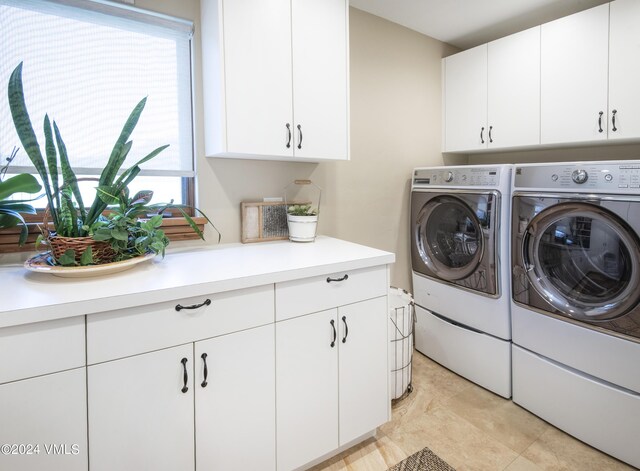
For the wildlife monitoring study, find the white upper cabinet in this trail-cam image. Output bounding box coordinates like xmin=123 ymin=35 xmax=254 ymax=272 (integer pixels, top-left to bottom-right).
xmin=201 ymin=0 xmax=349 ymax=161
xmin=443 ymin=27 xmax=540 ymax=152
xmin=443 ymin=0 xmax=640 ymax=153
xmin=540 ymin=4 xmax=610 ymax=145
xmin=443 ymin=44 xmax=488 ymax=152
xmin=216 ymin=0 xmax=294 ymax=158
xmin=487 ymin=27 xmax=540 ymax=149
xmin=609 ymin=0 xmax=640 ymax=141
xmin=292 ymin=0 xmax=349 ymax=159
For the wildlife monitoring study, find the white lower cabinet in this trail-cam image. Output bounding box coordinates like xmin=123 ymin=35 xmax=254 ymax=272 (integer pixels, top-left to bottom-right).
xmin=337 ymin=297 xmax=389 ymax=445
xmin=88 ymin=326 xmax=277 ymax=471
xmin=88 ymin=344 xmax=195 ymax=471
xmin=0 ymin=368 xmax=88 ymax=471
xmin=276 ymin=296 xmax=388 ymax=471
xmin=195 ymin=324 xmax=276 ymax=471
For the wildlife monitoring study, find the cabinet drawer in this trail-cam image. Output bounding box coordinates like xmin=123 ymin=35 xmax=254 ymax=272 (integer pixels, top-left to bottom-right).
xmin=275 ymin=266 xmax=387 ymax=321
xmin=87 ymin=284 xmax=274 ymax=364
xmin=0 ymin=316 xmax=85 ymax=384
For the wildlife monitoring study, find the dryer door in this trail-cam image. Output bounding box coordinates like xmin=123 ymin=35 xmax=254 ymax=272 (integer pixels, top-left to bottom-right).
xmin=522 ymin=202 xmax=640 ymax=321
xmin=411 ymin=191 xmax=499 ymax=295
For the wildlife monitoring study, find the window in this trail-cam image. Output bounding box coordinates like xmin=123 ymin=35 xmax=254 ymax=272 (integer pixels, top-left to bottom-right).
xmin=0 ymin=0 xmax=195 ymax=207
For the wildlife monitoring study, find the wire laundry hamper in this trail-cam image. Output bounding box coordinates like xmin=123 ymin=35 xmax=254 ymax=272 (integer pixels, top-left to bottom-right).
xmin=389 ymin=287 xmax=414 ymax=401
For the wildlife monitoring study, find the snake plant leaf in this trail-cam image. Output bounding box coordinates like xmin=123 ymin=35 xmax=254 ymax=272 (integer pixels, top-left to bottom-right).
xmin=53 ymin=121 xmax=86 ymax=224
xmin=114 ymin=144 xmax=170 ymax=188
xmin=86 ymin=166 xmax=141 ymax=227
xmin=100 ymin=98 xmax=147 ymax=188
xmin=59 ymin=186 xmax=77 ymax=237
xmin=8 ymin=63 xmax=57 ymax=224
xmin=43 ymin=115 xmax=60 ymax=212
xmin=95 ymin=185 xmax=120 ymax=205
xmin=0 ymin=173 xmax=41 ymax=200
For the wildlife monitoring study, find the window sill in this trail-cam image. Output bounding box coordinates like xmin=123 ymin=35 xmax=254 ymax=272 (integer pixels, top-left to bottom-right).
xmin=0 ymin=217 xmax=207 ymax=254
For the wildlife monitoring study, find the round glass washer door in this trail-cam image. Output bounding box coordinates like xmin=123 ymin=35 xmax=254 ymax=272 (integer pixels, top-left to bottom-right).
xmin=416 ymin=195 xmax=484 ymax=281
xmin=523 ymin=202 xmax=640 ymax=321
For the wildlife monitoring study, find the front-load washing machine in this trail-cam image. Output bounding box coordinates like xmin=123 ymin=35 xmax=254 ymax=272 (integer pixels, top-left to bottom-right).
xmin=511 ymin=161 xmax=640 ymax=468
xmin=411 ymin=164 xmax=512 ymax=398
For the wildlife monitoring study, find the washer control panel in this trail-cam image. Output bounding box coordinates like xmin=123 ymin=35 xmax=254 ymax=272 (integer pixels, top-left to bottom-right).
xmin=514 ymin=162 xmax=640 ymax=192
xmin=413 ymin=167 xmax=501 ymax=187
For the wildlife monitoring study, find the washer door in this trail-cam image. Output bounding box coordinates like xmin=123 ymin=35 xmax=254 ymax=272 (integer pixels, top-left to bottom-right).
xmin=523 ymin=202 xmax=640 ymax=321
xmin=415 ymin=195 xmax=484 ymax=281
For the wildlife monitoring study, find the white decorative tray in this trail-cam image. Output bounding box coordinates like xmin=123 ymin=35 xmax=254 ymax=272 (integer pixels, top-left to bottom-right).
xmin=24 ymin=252 xmax=155 ymax=278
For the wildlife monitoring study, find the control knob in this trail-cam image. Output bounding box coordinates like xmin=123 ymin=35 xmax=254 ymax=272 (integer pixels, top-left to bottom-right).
xmin=444 ymin=171 xmax=454 ymax=183
xmin=571 ymin=169 xmax=589 ymax=184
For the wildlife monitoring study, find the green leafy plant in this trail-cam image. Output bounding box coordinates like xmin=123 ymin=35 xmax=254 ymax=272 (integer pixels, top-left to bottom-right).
xmin=7 ymin=62 xmax=218 ymax=265
xmin=89 ymin=186 xmax=215 ymax=263
xmin=287 ymin=204 xmax=317 ymax=216
xmin=0 ymin=147 xmax=42 ymax=245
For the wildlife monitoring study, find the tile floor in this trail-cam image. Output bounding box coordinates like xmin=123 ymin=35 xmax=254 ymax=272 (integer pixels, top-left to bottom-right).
xmin=311 ymin=351 xmax=635 ymax=471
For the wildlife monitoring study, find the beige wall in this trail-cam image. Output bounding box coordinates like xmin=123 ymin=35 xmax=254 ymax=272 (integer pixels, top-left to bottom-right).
xmin=131 ymin=2 xmax=455 ymax=292
xmin=310 ymin=9 xmax=457 ymax=290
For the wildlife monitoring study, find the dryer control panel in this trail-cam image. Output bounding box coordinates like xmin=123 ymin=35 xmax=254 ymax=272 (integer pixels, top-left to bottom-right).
xmin=413 ymin=167 xmax=501 ymax=187
xmin=514 ymin=162 xmax=640 ymax=193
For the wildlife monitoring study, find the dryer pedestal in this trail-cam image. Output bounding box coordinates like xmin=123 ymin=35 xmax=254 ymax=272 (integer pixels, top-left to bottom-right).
xmin=414 ymin=305 xmax=511 ymax=398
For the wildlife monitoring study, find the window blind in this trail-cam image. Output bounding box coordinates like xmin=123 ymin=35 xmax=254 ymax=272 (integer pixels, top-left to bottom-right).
xmin=0 ymin=0 xmax=195 ymax=177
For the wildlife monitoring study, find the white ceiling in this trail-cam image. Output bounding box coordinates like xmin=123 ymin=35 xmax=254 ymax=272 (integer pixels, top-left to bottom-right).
xmin=349 ymin=0 xmax=609 ymax=49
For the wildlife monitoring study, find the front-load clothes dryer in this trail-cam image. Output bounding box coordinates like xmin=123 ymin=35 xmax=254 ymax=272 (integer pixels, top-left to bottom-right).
xmin=410 ymin=164 xmax=512 ymax=398
xmin=511 ymin=161 xmax=640 ymax=469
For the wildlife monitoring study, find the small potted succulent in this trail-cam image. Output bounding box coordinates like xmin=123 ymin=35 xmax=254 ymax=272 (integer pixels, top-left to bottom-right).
xmin=286 ymin=204 xmax=318 ymax=242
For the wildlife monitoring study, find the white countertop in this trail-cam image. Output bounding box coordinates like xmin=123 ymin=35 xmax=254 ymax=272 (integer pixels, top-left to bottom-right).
xmin=0 ymin=236 xmax=395 ymax=328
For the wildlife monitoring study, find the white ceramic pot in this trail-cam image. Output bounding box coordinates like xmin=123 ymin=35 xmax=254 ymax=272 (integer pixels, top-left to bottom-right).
xmin=287 ymin=214 xmax=318 ymax=242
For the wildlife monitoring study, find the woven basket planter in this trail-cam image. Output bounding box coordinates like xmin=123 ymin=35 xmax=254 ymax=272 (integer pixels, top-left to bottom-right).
xmin=47 ymin=233 xmax=117 ymax=265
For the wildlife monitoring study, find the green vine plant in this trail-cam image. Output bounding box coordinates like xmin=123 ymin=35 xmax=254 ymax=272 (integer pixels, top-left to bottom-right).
xmin=90 ymin=187 xmax=212 ymax=263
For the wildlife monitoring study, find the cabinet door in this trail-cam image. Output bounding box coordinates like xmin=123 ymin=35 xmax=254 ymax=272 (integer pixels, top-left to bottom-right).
xmin=541 ymin=4 xmax=609 ymax=144
xmin=609 ymin=0 xmax=640 ymax=141
xmin=488 ymin=27 xmax=540 ymax=149
xmin=222 ymin=0 xmax=294 ymax=157
xmin=292 ymin=0 xmax=348 ymax=160
xmin=276 ymin=309 xmax=339 ymax=471
xmin=443 ymin=44 xmax=488 ymax=152
xmin=0 ymin=368 xmax=87 ymax=471
xmin=195 ymin=324 xmax=275 ymax=471
xmin=338 ymin=297 xmax=389 ymax=445
xmin=88 ymin=345 xmax=194 ymax=471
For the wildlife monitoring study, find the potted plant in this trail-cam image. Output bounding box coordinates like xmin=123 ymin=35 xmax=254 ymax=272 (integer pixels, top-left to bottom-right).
xmin=8 ymin=62 xmax=217 ymax=266
xmin=286 ymin=204 xmax=318 ymax=242
xmin=0 ymin=147 xmax=42 ymax=246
